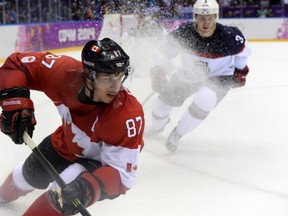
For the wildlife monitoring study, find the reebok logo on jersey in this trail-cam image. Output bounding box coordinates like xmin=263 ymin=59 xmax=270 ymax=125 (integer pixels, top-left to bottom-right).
xmin=2 ymin=100 xmax=22 ymax=106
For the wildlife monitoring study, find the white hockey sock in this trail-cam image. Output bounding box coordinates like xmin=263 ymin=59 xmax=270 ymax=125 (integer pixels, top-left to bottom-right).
xmin=49 ymin=163 xmax=86 ymax=190
xmin=151 ymin=97 xmax=172 ymax=130
xmin=176 ymin=110 xmax=203 ymax=136
xmin=13 ymin=161 xmax=35 ymax=191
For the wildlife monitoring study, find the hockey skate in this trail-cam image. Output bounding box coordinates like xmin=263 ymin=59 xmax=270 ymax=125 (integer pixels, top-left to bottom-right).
xmin=165 ymin=127 xmax=182 ymax=152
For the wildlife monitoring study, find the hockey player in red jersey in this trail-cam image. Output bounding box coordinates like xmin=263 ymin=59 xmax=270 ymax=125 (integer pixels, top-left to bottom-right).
xmin=0 ymin=38 xmax=144 ymax=215
xmin=145 ymin=0 xmax=251 ymax=152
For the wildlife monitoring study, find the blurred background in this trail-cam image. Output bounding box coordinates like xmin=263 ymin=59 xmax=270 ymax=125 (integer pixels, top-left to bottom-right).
xmin=0 ymin=0 xmax=288 ymax=24
xmin=0 ymin=0 xmax=287 ymax=60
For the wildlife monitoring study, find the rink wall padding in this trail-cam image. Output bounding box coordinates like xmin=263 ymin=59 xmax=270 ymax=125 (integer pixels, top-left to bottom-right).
xmin=0 ymin=17 xmax=288 ymax=61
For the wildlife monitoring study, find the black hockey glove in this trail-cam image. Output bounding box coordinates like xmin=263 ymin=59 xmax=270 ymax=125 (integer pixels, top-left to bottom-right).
xmin=233 ymin=65 xmax=249 ymax=87
xmin=150 ymin=66 xmax=167 ymax=93
xmin=0 ymin=87 xmax=36 ymax=144
xmin=49 ymin=172 xmax=95 ymax=215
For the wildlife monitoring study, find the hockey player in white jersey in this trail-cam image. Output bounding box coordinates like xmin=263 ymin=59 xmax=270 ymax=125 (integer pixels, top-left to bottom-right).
xmin=145 ymin=0 xmax=252 ymax=152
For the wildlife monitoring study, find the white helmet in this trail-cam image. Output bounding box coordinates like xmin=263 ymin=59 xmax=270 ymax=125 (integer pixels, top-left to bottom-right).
xmin=193 ymin=0 xmax=219 ymax=19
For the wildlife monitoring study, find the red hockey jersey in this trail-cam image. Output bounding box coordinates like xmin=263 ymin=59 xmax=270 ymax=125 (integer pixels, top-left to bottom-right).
xmin=0 ymin=52 xmax=144 ymax=191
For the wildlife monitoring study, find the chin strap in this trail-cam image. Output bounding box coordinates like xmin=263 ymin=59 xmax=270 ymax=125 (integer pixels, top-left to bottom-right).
xmin=122 ymin=74 xmax=128 ymax=84
xmin=82 ymin=68 xmax=97 ymax=102
xmin=84 ymin=81 xmax=95 ymax=102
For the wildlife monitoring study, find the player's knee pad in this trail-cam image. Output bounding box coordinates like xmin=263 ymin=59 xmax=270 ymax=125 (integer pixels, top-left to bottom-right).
xmin=189 ymin=87 xmax=217 ymax=119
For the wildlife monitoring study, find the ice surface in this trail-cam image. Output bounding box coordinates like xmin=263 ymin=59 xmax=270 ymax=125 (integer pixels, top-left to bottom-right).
xmin=1 ymin=41 xmax=288 ymax=215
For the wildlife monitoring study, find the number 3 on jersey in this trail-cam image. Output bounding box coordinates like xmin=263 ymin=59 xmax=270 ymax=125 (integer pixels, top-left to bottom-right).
xmin=235 ymin=35 xmax=244 ymax=44
xmin=126 ymin=116 xmax=143 ymax=138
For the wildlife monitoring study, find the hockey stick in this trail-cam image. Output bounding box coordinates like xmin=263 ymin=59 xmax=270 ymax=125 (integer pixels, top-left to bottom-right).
xmin=23 ymin=132 xmax=92 ymax=216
